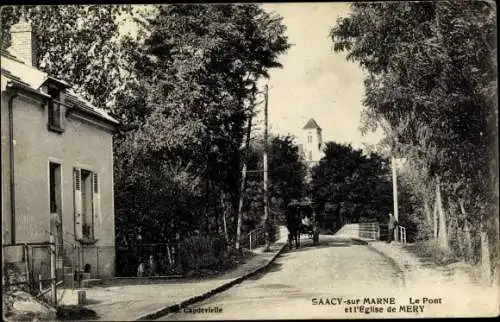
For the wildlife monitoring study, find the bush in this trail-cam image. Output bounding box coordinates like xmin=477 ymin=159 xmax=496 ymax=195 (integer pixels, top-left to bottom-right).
xmin=179 ymin=235 xmax=232 ymax=274
xmin=3 ymin=263 xmax=29 ymax=293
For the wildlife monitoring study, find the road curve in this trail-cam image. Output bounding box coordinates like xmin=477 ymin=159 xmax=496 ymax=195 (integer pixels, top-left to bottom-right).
xmin=158 ymin=235 xmax=405 ymax=320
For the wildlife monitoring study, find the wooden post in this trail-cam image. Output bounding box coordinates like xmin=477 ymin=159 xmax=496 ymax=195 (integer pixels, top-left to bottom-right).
xmin=50 ymin=234 xmax=57 ymax=305
xmin=39 ymin=274 xmax=42 ymax=293
xmin=249 ymin=234 xmax=252 ymax=251
xmin=263 ymin=85 xmax=270 ymax=252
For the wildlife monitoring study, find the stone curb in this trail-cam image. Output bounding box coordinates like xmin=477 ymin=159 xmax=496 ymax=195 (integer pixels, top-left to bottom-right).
xmin=133 ymin=241 xmax=288 ymax=321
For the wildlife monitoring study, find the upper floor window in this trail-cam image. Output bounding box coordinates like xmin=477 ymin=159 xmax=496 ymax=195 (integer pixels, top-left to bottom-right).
xmin=47 ymin=87 xmax=65 ymax=133
xmin=307 ymin=135 xmax=312 ymax=143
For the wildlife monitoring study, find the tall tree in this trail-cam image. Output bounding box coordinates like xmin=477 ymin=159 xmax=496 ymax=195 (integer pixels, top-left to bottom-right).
xmin=331 ymin=1 xmax=497 ymax=280
xmin=310 ymin=142 xmax=393 ymax=231
xmin=112 ymin=4 xmax=290 ymax=245
xmin=243 ymin=134 xmax=307 ymax=231
xmin=1 ymin=5 xmax=133 ymax=106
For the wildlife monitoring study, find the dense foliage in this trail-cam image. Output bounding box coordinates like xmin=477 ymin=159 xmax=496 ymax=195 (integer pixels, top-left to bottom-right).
xmin=112 ymin=4 xmax=291 ymax=247
xmin=243 ymin=134 xmax=307 ymax=230
xmin=331 ymin=1 xmax=498 ymax=281
xmin=310 ymin=142 xmax=392 ymax=232
xmin=1 ymin=5 xmax=133 ymax=106
xmin=2 ymin=5 xmax=293 ymax=269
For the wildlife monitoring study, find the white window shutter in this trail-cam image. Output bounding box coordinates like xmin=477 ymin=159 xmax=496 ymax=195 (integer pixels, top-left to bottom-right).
xmin=74 ymin=168 xmax=83 ymax=240
xmin=93 ymin=172 xmax=101 ymax=230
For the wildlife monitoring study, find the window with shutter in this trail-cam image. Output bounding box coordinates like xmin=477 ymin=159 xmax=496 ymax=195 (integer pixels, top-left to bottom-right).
xmin=93 ymin=173 xmax=101 ymax=230
xmin=73 ymin=168 xmax=83 ymax=240
xmin=47 ymin=87 xmax=65 ymax=133
xmin=80 ymin=170 xmax=94 ymax=240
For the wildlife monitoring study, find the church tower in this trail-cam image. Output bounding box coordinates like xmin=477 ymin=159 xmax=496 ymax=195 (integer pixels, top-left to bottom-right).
xmin=302 ymin=118 xmax=323 ymax=166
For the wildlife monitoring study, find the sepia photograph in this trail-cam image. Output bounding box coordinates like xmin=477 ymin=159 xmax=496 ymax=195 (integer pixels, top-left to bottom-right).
xmin=1 ymin=2 xmax=498 ymax=320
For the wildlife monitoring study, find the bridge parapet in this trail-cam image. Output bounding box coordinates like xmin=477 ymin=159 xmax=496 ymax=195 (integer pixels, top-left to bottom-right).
xmin=335 ymin=223 xmax=380 ymax=240
xmin=335 ymin=223 xmax=408 ymax=244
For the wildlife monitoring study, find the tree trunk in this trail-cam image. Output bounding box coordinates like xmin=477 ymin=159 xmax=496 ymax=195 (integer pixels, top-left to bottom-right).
xmin=424 ymin=198 xmax=432 ymax=227
xmin=433 ymin=186 xmax=439 ymax=242
xmin=458 ymin=199 xmax=472 ymax=263
xmin=463 ymin=220 xmax=472 ymax=263
xmin=220 ymin=193 xmax=229 ymax=243
xmin=235 ymin=107 xmax=254 ymax=251
xmin=436 ymin=178 xmax=450 ymax=252
xmin=204 ymin=178 xmax=210 ymax=234
xmin=494 ymin=214 xmax=500 ymax=284
xmin=480 ymin=221 xmax=492 ymax=284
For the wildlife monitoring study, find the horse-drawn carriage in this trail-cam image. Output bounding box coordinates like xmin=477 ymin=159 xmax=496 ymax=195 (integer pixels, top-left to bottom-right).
xmin=286 ymin=198 xmax=320 ymax=249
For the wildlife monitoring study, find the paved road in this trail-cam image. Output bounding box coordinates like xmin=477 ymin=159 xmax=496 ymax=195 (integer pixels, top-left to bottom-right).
xmin=158 ymin=235 xmax=405 ymax=320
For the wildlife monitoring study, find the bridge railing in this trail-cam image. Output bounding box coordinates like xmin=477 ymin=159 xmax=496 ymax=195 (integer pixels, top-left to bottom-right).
xmin=243 ymin=225 xmax=280 ymax=251
xmin=358 ymin=222 xmax=380 ymax=240
xmin=337 ymin=222 xmax=407 ymax=243
xmin=396 ymin=225 xmax=407 ymax=244
xmin=246 ymin=227 xmax=266 ymax=251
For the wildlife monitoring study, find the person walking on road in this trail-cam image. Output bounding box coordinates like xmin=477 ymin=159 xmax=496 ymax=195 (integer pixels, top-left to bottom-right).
xmin=387 ymin=213 xmax=398 ymax=243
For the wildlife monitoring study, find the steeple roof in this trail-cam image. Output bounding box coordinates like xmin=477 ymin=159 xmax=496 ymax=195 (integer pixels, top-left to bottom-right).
xmin=303 ymin=118 xmax=321 ymax=130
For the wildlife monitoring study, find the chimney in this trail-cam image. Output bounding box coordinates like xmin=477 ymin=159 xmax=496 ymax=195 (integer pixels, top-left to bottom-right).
xmin=8 ymin=15 xmax=37 ymax=67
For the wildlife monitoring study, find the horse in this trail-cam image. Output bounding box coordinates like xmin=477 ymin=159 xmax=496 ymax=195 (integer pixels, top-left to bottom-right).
xmin=286 ymin=206 xmax=302 ymax=249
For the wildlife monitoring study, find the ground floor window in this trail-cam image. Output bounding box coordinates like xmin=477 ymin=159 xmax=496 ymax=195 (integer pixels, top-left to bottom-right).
xmin=49 ymin=162 xmax=61 ymax=214
xmin=74 ymin=167 xmax=100 ymax=242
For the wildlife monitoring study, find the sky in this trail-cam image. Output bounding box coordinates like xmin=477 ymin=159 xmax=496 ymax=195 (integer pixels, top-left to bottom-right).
xmin=118 ymin=3 xmax=384 ymax=151
xmin=258 ymin=3 xmax=383 ymax=150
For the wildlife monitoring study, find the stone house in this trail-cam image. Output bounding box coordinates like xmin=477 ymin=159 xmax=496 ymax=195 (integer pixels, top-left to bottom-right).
xmin=1 ymin=18 xmax=118 ymax=280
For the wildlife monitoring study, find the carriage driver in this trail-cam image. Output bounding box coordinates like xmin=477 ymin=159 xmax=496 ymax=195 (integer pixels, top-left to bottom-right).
xmin=301 ymin=213 xmax=311 ymax=228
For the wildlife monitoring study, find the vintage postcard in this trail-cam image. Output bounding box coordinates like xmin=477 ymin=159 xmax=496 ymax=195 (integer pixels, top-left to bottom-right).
xmin=2 ymin=2 xmax=498 ymax=321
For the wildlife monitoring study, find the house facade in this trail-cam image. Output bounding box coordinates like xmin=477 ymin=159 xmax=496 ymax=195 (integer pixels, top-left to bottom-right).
xmin=1 ymin=18 xmax=118 ymax=279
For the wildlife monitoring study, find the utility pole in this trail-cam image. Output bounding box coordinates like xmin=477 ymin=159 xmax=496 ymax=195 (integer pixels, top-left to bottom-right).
xmin=263 ymin=84 xmax=270 ymax=251
xmin=263 ymin=84 xmax=269 ymax=223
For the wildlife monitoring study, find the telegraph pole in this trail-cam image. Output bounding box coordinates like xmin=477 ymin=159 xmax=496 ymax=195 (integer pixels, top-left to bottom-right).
xmin=263 ymin=84 xmax=270 ymax=251
xmin=263 ymin=84 xmax=269 ymax=223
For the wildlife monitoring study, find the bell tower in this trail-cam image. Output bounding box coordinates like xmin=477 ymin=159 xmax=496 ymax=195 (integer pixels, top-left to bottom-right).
xmin=302 ymin=118 xmax=323 ymax=165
